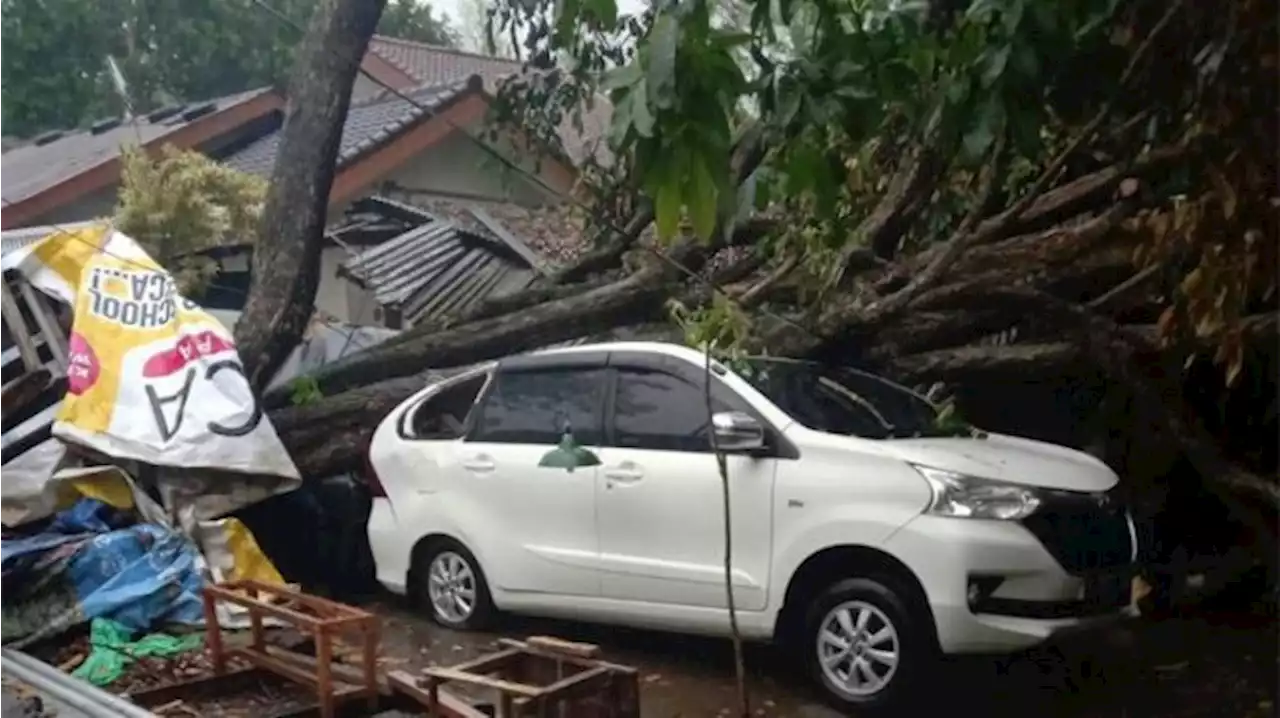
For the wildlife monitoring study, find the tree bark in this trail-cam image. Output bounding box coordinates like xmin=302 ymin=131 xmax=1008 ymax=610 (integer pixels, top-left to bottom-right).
xmin=235 ymin=0 xmax=388 ymax=391
xmin=305 ymin=262 xmax=678 ymax=397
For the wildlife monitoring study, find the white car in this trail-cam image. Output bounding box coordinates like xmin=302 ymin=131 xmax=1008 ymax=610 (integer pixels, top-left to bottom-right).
xmin=365 ymin=341 xmax=1137 ymax=713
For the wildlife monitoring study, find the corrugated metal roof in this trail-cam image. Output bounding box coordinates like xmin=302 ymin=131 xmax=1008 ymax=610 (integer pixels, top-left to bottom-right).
xmin=2 ymin=88 xmax=273 ymax=205
xmin=1 ymin=221 xmax=104 ymax=258
xmin=223 ymin=79 xmax=478 ymax=178
xmin=341 ymin=218 xmax=535 ymax=325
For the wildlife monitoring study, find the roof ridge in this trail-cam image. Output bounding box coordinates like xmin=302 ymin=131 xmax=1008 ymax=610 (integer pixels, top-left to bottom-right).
xmin=370 ymin=35 xmax=523 ymax=68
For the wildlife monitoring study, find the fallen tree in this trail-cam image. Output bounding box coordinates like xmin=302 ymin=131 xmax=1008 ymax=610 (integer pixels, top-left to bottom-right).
xmin=234 ymin=0 xmax=1276 ymax=608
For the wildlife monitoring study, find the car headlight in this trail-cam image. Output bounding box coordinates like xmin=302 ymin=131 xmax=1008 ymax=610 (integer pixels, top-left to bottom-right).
xmin=914 ymin=465 xmax=1041 ymax=520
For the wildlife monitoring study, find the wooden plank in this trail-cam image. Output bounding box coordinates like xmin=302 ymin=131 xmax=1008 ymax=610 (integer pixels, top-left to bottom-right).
xmin=16 ymin=281 xmax=67 ymax=368
xmin=1 ymin=369 xmax=50 ymax=414
xmin=497 ymin=640 xmax=636 ymax=675
xmin=524 ymin=636 xmax=601 ymax=659
xmin=1 ymin=278 xmax=39 ymax=370
xmin=387 ymin=670 xmax=490 ymax=718
xmin=434 ymin=648 xmax=523 ymax=677
xmin=232 ymin=647 xmax=324 ymax=688
xmin=262 ymin=645 xmax=378 ymax=690
xmin=421 ymin=666 xmax=544 ymax=698
xmin=535 ymin=665 xmax=613 ymax=702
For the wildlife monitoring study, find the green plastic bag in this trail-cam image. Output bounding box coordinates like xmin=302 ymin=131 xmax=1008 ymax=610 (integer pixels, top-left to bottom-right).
xmin=72 ymin=618 xmax=204 ymax=686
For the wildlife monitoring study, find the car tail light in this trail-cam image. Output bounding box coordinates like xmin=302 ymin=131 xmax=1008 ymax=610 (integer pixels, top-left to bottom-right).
xmin=362 ymin=451 xmax=388 ymax=498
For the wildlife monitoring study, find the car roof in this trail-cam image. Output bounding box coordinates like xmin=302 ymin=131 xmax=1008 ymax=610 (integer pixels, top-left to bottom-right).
xmin=525 ymin=340 xmax=706 ymax=362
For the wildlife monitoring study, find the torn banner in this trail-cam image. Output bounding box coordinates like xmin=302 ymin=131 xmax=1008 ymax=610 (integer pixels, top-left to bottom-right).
xmin=2 ymin=224 xmax=300 ymax=485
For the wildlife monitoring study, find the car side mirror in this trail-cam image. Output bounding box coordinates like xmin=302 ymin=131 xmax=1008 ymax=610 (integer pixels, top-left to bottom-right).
xmin=712 ymin=411 xmax=766 ymax=453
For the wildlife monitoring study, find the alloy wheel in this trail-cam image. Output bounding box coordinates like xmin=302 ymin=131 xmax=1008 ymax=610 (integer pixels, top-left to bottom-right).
xmin=427 ymin=550 xmax=478 ymax=624
xmin=815 ymin=599 xmax=901 ymax=698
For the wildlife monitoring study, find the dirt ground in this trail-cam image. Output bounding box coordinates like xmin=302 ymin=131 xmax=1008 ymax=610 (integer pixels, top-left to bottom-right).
xmin=372 ymin=598 xmax=1277 ymax=718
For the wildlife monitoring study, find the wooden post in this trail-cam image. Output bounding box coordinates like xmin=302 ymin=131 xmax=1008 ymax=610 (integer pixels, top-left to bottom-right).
xmin=1 ymin=276 xmax=40 ymax=370
xmin=16 ymin=280 xmax=67 ymax=368
xmin=201 ymin=589 xmax=226 ymax=675
xmin=315 ymin=625 xmax=335 ymax=718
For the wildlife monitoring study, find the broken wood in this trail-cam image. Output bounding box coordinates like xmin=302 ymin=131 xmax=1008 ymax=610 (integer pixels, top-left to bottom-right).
xmin=402 ymin=637 xmax=640 ymax=718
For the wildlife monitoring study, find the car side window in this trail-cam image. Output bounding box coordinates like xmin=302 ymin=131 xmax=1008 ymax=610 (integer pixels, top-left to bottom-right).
xmin=405 ymin=373 xmax=488 ymax=440
xmin=612 ymin=368 xmax=737 ymax=453
xmin=469 ymin=368 xmax=604 ymax=445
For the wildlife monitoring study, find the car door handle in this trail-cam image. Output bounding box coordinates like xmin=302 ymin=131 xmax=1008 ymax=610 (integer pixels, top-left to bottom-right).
xmin=461 ymin=455 xmax=495 ymax=473
xmin=604 ymin=466 xmax=643 ymax=482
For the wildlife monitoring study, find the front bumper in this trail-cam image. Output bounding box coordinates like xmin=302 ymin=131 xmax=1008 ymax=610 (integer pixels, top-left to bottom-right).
xmin=885 ymin=514 xmax=1136 ymax=654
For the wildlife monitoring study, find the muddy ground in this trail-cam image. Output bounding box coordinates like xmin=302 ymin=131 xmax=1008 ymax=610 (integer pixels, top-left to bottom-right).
xmin=373 ymin=599 xmax=1276 ymax=718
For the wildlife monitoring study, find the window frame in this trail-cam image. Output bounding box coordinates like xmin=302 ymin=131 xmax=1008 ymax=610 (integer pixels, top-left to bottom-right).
xmin=396 ymin=366 xmax=493 ymax=442
xmin=464 ymin=352 xmax=611 ymax=446
xmin=603 ymin=351 xmax=799 ymax=459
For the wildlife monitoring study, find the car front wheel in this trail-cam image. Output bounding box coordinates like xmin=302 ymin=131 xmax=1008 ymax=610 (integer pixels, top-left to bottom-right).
xmin=804 ymin=577 xmax=935 ymax=714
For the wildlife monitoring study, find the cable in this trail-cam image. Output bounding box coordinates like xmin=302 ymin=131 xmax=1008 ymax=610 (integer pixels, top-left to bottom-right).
xmin=0 ymin=198 xmax=258 ymax=303
xmin=245 ymin=0 xmax=819 ymax=341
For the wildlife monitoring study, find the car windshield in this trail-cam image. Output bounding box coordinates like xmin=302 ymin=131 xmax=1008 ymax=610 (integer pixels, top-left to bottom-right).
xmin=732 ymin=358 xmax=970 ymax=440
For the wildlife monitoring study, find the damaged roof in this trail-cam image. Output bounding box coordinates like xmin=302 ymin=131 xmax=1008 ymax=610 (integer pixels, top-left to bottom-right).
xmin=339 ymin=197 xmax=540 ymax=325
xmin=395 ymin=193 xmax=590 ymax=268
xmin=223 ymin=78 xmax=481 ymax=178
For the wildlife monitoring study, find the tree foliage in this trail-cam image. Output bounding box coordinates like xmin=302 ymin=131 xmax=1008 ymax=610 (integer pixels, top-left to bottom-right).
xmin=485 ymin=0 xmax=1275 ymax=384
xmin=0 ymin=0 xmax=457 ymax=137
xmin=114 ymin=146 xmax=267 ymax=292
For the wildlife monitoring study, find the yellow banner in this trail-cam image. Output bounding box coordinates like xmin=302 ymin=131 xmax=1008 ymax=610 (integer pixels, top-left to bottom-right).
xmin=7 ymin=224 xmax=300 ymax=482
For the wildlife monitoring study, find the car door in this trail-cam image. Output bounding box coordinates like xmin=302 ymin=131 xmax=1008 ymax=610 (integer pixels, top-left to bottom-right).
xmin=594 ymin=354 xmax=778 ymax=611
xmin=452 ymin=359 xmax=606 ymax=598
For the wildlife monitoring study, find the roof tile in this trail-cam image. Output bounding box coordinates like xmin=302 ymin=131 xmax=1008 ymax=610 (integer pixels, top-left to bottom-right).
xmin=366 ymin=36 xmax=612 ymax=166
xmin=2 ymin=88 xmax=273 ymax=207
xmin=222 ymin=79 xmax=476 ymax=177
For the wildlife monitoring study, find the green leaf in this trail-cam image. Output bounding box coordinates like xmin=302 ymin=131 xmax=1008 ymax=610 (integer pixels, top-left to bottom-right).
xmin=554 ymin=0 xmax=580 ymax=45
xmin=689 ymin=156 xmax=719 ymax=241
xmin=600 ymin=61 xmax=642 ymax=92
xmin=1007 ymin=102 xmax=1043 ymax=156
xmin=1010 ymin=42 xmax=1040 ymax=80
xmin=583 ymin=0 xmax=617 ymax=30
xmin=631 ymin=79 xmax=655 ymax=137
xmin=962 ymin=95 xmax=1005 ymax=160
xmin=654 ymin=170 xmax=682 ymax=242
xmin=1002 ymin=0 xmax=1025 ymax=33
xmin=980 ymin=45 xmax=1010 ymax=88
xmin=647 ymin=13 xmax=680 ymax=108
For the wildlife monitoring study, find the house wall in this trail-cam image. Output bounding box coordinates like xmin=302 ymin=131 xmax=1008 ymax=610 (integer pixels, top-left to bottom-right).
xmin=341 ymin=126 xmax=572 ymax=213
xmin=324 ymin=125 xmax=577 ymax=329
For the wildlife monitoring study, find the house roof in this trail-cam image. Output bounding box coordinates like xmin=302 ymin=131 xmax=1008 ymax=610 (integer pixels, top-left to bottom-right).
xmin=362 ymin=36 xmax=611 ymax=166
xmin=223 ymin=78 xmax=481 ymax=178
xmin=368 ymin=36 xmax=523 ymax=89
xmin=339 ymin=200 xmax=539 ymax=325
xmin=395 ymin=193 xmax=590 ymax=268
xmin=1 ymin=88 xmax=281 ymax=228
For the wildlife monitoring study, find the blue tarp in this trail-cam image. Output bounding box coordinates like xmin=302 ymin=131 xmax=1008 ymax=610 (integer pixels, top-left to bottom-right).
xmin=1 ymin=498 xmax=205 ymax=646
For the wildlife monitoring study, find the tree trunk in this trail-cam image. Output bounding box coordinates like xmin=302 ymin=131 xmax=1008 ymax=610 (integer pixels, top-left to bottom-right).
xmin=235 ymin=0 xmax=388 ymax=391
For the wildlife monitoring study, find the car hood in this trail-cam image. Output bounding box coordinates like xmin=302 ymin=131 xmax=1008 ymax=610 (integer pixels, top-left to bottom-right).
xmin=879 ymin=433 xmax=1118 ymax=492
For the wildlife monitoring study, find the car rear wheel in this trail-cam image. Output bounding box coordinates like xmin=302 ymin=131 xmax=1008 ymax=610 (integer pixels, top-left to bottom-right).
xmin=412 ymin=541 xmax=495 ymax=630
xmin=804 ymin=577 xmax=935 ymax=714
